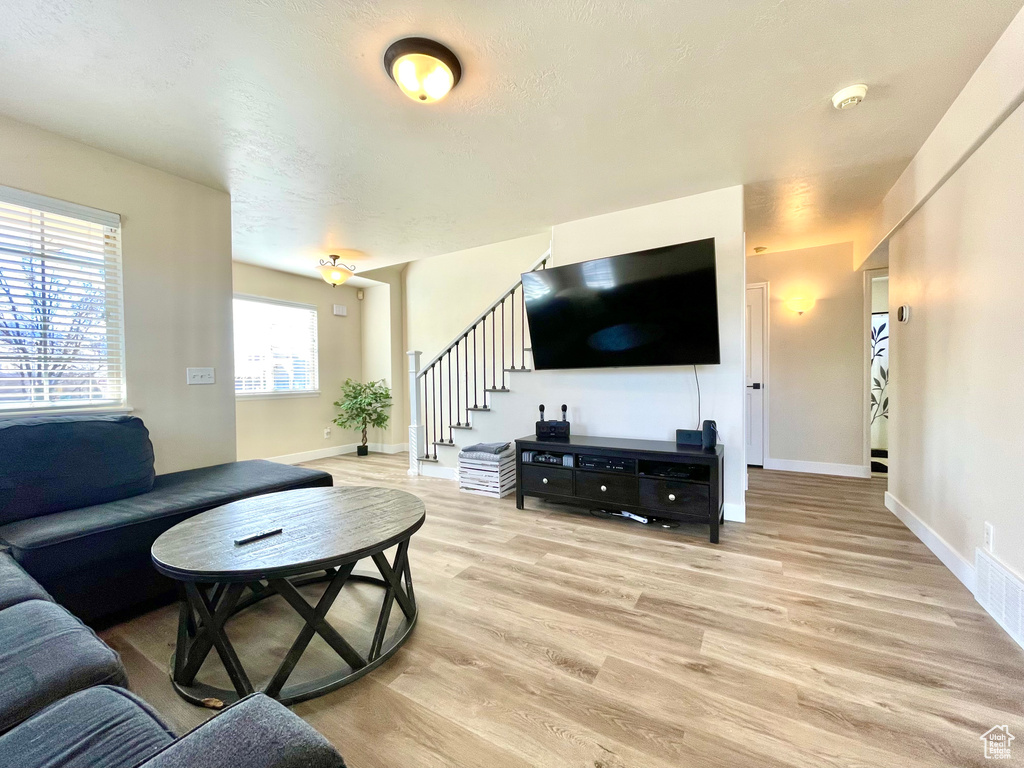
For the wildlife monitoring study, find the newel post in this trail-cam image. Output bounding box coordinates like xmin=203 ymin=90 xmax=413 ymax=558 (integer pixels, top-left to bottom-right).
xmin=407 ymin=351 xmax=422 ymax=476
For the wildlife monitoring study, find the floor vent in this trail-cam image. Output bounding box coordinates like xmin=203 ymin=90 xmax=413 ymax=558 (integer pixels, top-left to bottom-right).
xmin=976 ymin=548 xmax=1024 ymax=649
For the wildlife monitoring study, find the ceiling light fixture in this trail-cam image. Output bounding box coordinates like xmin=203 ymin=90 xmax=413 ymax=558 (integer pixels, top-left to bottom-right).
xmin=317 ymin=254 xmax=357 ymax=287
xmin=384 ymin=37 xmax=462 ymax=103
xmin=832 ymin=84 xmax=868 ymax=110
xmin=753 ymin=246 xmax=768 ymax=254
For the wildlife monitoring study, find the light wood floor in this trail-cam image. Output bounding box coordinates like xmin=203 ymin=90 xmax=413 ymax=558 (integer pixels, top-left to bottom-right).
xmin=102 ymin=453 xmax=1024 ymax=768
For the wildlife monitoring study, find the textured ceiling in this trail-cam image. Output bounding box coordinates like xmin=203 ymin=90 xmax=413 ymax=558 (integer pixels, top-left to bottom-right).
xmin=0 ymin=0 xmax=1021 ymax=274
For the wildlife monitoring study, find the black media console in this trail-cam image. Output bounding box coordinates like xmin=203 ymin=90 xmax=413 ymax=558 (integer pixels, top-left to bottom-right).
xmin=515 ymin=434 xmax=725 ymax=543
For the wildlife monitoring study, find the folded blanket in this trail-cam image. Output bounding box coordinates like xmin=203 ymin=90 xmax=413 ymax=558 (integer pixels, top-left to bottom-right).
xmin=462 ymin=441 xmax=511 ymax=455
xmin=459 ymin=448 xmax=515 ymax=462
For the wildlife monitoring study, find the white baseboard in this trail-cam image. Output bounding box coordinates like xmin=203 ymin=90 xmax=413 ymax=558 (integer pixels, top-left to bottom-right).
xmin=367 ymin=442 xmax=408 ymax=455
xmin=723 ymin=502 xmax=745 ymax=523
xmin=266 ymin=443 xmax=408 ymax=465
xmin=884 ymin=491 xmax=976 ymax=593
xmin=763 ymin=458 xmax=871 ymax=479
xmin=419 ymin=464 xmax=458 ymax=481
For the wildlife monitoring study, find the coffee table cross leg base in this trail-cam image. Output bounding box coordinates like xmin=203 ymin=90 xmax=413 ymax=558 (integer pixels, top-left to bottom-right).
xmin=168 ymin=538 xmax=419 ymax=707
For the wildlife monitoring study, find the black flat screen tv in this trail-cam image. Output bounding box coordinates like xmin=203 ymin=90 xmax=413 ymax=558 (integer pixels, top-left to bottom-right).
xmin=522 ymin=238 xmax=720 ymax=370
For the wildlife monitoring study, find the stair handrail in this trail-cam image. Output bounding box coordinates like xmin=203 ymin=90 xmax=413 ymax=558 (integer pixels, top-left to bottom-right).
xmin=415 ymin=248 xmax=550 ymax=379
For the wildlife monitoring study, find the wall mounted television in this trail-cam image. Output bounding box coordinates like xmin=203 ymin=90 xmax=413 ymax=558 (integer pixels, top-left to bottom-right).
xmin=521 ymin=237 xmax=720 ymax=370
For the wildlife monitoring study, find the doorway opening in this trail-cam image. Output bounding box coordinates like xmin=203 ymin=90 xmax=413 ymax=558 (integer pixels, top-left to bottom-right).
xmin=867 ymin=271 xmax=889 ymax=474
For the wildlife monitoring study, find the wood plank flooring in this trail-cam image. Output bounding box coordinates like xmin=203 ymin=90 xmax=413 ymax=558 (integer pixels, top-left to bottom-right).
xmin=101 ymin=454 xmax=1024 ymax=767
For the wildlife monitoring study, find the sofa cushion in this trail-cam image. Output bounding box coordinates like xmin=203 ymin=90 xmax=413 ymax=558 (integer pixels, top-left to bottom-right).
xmin=0 ymin=460 xmax=333 ymax=583
xmin=139 ymin=693 xmax=346 ymax=768
xmin=0 ymin=550 xmax=51 ymax=610
xmin=0 ymin=685 xmax=175 ymax=768
xmin=0 ymin=599 xmax=128 ymax=734
xmin=0 ymin=415 xmax=155 ymax=524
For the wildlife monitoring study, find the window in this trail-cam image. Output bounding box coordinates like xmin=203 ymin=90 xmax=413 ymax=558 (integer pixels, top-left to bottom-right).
xmin=233 ymin=296 xmax=318 ymax=395
xmin=0 ymin=186 xmax=126 ymax=413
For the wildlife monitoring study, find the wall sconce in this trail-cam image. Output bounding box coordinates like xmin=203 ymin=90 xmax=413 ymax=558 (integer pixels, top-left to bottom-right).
xmin=785 ymin=297 xmax=815 ymax=316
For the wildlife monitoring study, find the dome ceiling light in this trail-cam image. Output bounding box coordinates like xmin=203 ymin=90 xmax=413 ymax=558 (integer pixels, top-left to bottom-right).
xmin=384 ymin=37 xmax=462 ymax=103
xmin=317 ymin=253 xmax=358 ymax=287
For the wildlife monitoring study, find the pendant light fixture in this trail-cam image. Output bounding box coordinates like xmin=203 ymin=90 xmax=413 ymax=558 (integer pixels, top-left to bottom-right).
xmin=384 ymin=37 xmax=462 ymax=103
xmin=317 ymin=254 xmax=357 ymax=287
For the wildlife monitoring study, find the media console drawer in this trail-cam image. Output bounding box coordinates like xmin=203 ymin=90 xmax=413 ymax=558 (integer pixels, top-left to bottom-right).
xmin=638 ymin=477 xmax=710 ymax=516
xmin=521 ymin=465 xmax=573 ymax=495
xmin=575 ymin=471 xmax=638 ymax=506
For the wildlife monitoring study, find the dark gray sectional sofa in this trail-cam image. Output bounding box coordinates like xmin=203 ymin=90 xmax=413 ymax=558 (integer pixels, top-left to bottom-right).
xmin=0 ymin=414 xmax=347 ymax=767
xmin=0 ymin=553 xmax=346 ymax=767
xmin=0 ymin=414 xmax=333 ymax=622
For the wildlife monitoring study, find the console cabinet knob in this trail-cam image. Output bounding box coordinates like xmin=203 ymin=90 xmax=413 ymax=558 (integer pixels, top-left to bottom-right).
xmin=600 ymin=485 xmax=607 ymax=492
xmin=542 ymin=477 xmax=548 ymax=484
xmin=668 ymin=493 xmax=676 ymax=501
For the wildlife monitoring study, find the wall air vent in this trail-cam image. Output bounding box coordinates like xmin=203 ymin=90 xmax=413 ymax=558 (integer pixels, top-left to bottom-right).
xmin=975 ymin=548 xmax=1024 ymax=650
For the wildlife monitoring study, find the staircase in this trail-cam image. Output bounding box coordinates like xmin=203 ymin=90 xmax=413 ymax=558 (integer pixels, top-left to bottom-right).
xmin=407 ymin=248 xmax=550 ymax=476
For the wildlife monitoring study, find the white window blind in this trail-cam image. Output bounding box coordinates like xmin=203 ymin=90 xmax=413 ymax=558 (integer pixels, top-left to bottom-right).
xmin=0 ymin=186 xmax=126 ymax=412
xmin=233 ymin=296 xmax=318 ymax=394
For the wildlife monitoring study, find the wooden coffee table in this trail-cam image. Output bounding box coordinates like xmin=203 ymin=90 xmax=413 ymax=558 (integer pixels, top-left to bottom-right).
xmin=151 ymin=486 xmax=425 ymax=706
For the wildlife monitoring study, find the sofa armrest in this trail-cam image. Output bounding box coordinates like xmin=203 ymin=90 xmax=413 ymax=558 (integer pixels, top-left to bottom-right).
xmin=136 ymin=694 xmax=346 ymax=768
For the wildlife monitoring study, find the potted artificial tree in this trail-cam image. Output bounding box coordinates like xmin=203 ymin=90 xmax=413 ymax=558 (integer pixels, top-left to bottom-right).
xmin=334 ymin=378 xmax=392 ymax=456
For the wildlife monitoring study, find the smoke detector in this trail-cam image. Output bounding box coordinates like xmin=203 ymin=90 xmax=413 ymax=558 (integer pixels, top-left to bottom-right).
xmin=832 ymin=84 xmax=868 ymax=110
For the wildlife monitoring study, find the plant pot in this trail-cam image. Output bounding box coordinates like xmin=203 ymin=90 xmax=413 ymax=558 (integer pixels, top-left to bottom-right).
xmin=357 ymin=445 xmax=369 ymax=456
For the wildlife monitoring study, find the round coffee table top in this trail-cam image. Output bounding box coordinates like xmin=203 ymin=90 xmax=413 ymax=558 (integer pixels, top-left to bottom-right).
xmin=152 ymin=486 xmax=425 ymax=582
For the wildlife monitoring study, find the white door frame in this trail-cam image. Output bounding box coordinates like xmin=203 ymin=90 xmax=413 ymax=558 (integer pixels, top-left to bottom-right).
xmin=862 ymin=268 xmax=888 ymax=471
xmin=746 ymin=281 xmax=770 ymax=468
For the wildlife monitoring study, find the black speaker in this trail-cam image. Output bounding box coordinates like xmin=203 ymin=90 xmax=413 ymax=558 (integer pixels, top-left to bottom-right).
xmin=701 ymin=420 xmax=718 ymax=450
xmin=676 ymin=429 xmax=702 ymax=447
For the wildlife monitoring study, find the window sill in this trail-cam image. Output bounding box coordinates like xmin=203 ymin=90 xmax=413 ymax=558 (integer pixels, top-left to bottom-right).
xmin=235 ymin=390 xmax=321 ymax=401
xmin=0 ymin=404 xmax=133 ymax=420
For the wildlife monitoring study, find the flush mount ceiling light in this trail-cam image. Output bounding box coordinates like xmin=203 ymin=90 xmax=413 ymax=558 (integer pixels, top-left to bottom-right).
xmin=753 ymin=246 xmax=768 ymax=254
xmin=384 ymin=37 xmax=462 ymax=103
xmin=832 ymin=84 xmax=868 ymax=110
xmin=317 ymin=253 xmax=358 ymax=287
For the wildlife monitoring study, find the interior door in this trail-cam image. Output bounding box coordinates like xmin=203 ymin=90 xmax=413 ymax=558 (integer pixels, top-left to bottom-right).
xmin=745 ymin=285 xmax=765 ymax=466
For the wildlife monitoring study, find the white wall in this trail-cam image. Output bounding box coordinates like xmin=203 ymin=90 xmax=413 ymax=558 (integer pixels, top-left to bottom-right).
xmin=407 ymin=187 xmax=747 ymax=521
xmin=233 ymin=262 xmax=363 ymax=461
xmin=746 ymin=243 xmax=867 ymax=474
xmin=888 ymin=98 xmax=1024 ymax=578
xmin=404 ymin=233 xmax=552 ymax=364
xmin=0 ymin=115 xmax=235 ymax=473
xmin=862 ymin=5 xmax=1024 ymax=266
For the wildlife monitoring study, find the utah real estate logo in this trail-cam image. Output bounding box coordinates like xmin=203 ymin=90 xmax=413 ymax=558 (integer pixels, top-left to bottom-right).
xmin=980 ymin=726 xmax=1014 ymax=760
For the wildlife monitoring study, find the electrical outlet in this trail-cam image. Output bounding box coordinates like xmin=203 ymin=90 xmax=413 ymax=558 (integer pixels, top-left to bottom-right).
xmin=186 ymin=367 xmax=215 ymax=385
xmin=323 ymin=427 xmax=331 ymax=440
xmin=984 ymin=522 xmax=994 ymax=553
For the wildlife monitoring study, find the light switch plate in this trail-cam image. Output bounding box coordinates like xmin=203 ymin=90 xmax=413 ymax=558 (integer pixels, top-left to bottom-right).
xmin=186 ymin=367 xmax=215 ymax=385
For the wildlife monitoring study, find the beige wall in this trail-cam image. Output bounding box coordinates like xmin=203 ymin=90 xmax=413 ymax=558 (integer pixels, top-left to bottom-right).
xmin=404 ymin=233 xmax=551 ymax=364
xmin=0 ymin=115 xmax=235 ymax=473
xmin=232 ymin=263 xmax=363 ymax=460
xmin=747 ymin=243 xmax=867 ymax=469
xmin=359 ymin=265 xmax=408 ymax=449
xmin=888 ymin=99 xmax=1024 ymax=577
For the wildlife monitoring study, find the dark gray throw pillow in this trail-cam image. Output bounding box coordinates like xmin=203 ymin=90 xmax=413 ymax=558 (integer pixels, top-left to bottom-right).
xmin=0 ymin=414 xmax=155 ymax=524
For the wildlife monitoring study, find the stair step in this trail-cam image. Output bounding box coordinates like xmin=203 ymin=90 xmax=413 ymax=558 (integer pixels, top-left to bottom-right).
xmin=433 ymin=441 xmax=458 ymax=448
xmin=505 ymin=367 xmax=532 ymax=373
xmin=418 ymin=456 xmax=438 ymax=463
xmin=451 ymin=424 xmax=473 ymax=430
xmin=486 ymin=387 xmax=510 ymax=393
xmin=468 ymin=406 xmax=490 ymax=412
